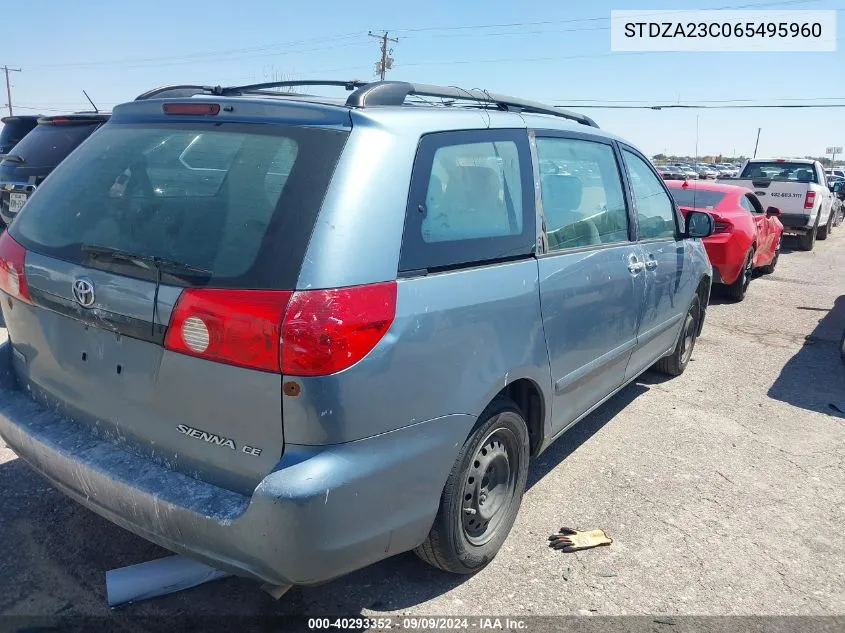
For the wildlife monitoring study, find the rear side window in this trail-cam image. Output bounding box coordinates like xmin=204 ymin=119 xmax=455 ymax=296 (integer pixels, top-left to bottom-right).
xmin=535 ymin=136 xmax=629 ymax=250
xmin=1 ymin=123 xmax=99 ymax=168
xmin=400 ymin=129 xmax=535 ymax=272
xmin=11 ymin=122 xmax=348 ymax=289
xmin=743 ymin=194 xmax=764 ymax=214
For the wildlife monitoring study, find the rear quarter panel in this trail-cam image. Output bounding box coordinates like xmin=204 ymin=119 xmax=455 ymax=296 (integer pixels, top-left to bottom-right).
xmin=282 ymin=260 xmax=552 ymax=445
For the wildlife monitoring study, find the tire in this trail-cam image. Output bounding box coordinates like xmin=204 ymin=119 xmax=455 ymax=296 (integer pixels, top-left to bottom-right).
xmin=653 ymin=294 xmax=701 ymax=377
xmin=415 ymin=396 xmax=529 ymax=574
xmin=799 ymin=220 xmax=818 ymax=251
xmin=817 ymin=213 xmax=832 ymax=240
xmin=759 ymin=237 xmax=781 ymax=275
xmin=725 ymin=248 xmax=754 ymax=302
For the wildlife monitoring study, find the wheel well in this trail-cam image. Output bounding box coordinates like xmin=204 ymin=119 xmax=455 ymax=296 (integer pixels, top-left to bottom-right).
xmin=498 ymin=378 xmax=544 ymax=456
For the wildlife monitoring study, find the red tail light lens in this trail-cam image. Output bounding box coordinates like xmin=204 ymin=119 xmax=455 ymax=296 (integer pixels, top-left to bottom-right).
xmin=0 ymin=231 xmax=31 ymax=304
xmin=164 ymin=289 xmax=292 ymax=372
xmin=282 ymin=281 xmax=397 ymax=377
xmin=804 ymin=191 xmax=816 ymax=209
xmin=711 ymin=214 xmax=732 ymax=233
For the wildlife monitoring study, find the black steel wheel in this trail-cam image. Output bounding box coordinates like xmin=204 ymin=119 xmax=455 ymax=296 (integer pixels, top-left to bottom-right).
xmin=653 ymin=294 xmax=701 ymax=377
xmin=415 ymin=397 xmax=529 ymax=574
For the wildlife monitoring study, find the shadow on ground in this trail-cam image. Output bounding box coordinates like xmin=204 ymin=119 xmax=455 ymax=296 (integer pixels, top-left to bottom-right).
xmin=0 ymin=380 xmax=652 ymax=622
xmin=767 ymin=294 xmax=845 ymax=418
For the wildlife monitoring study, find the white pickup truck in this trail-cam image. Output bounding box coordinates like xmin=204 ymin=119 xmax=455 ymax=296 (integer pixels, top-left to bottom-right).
xmin=718 ymin=158 xmax=835 ymax=251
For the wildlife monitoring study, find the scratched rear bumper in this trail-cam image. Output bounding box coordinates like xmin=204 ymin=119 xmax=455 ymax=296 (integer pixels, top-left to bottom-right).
xmin=0 ymin=342 xmax=471 ymax=585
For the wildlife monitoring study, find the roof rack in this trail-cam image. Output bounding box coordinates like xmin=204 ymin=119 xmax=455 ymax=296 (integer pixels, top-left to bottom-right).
xmin=346 ymin=81 xmax=599 ymax=128
xmin=133 ymin=79 xmax=597 ymax=128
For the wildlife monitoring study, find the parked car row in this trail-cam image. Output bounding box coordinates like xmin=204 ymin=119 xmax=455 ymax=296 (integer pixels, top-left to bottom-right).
xmin=0 ymin=80 xmax=832 ymax=594
xmin=656 ymin=161 xmax=740 ymax=181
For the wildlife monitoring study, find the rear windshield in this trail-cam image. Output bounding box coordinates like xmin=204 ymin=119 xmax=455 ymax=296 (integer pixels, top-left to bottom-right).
xmin=668 ymin=188 xmax=727 ymax=209
xmin=740 ymin=162 xmax=818 ymax=183
xmin=1 ymin=123 xmax=102 ymax=168
xmin=11 ymin=122 xmax=348 ymax=289
xmin=0 ymin=118 xmax=39 ymax=154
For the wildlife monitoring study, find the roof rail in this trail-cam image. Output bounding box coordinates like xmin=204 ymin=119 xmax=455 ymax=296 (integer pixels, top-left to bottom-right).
xmin=132 ymin=79 xmax=598 ymax=127
xmin=218 ymin=80 xmax=367 ymax=95
xmin=345 ymin=81 xmax=598 ymax=128
xmin=134 ymin=80 xmax=367 ymax=101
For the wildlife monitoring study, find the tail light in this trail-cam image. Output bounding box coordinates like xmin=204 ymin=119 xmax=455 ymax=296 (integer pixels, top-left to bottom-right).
xmin=164 ymin=281 xmax=397 ymax=376
xmin=0 ymin=231 xmax=31 ymax=304
xmin=282 ymin=282 xmax=397 ymax=376
xmin=804 ymin=191 xmax=816 ymax=209
xmin=165 ymin=289 xmax=293 ymax=372
xmin=711 ymin=214 xmax=732 ymax=233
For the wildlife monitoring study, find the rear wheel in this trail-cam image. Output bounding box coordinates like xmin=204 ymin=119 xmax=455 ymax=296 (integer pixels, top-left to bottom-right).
xmin=799 ymin=220 xmax=818 ymax=251
xmin=725 ymin=249 xmax=754 ymax=301
xmin=415 ymin=397 xmax=529 ymax=574
xmin=653 ymin=294 xmax=701 ymax=377
xmin=760 ymin=237 xmax=781 ymax=275
xmin=817 ymin=212 xmax=832 ymax=240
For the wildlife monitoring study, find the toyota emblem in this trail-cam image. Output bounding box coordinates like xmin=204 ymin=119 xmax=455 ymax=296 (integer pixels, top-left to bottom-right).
xmin=72 ymin=277 xmax=96 ymax=308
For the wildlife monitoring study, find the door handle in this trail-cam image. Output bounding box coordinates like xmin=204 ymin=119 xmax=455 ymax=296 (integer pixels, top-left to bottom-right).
xmin=627 ymin=254 xmax=644 ymax=274
xmin=645 ymin=255 xmax=658 ymax=270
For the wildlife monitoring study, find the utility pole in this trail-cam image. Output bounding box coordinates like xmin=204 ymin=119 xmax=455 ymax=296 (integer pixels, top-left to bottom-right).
xmin=2 ymin=66 xmax=21 ymax=116
xmin=368 ymin=31 xmax=398 ymax=80
xmin=753 ymin=127 xmax=762 ymax=158
xmin=694 ymin=114 xmax=700 ymax=167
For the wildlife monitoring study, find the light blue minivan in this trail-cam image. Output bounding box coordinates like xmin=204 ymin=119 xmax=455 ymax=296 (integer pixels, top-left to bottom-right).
xmin=0 ymin=80 xmax=714 ymax=592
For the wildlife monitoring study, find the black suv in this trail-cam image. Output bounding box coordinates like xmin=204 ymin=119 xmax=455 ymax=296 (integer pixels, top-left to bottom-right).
xmin=1 ymin=113 xmax=110 ymax=227
xmin=0 ymin=115 xmax=40 ymax=155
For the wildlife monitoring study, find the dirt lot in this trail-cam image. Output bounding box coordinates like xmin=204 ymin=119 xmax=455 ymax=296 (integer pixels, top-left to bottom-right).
xmin=0 ymin=231 xmax=843 ymax=625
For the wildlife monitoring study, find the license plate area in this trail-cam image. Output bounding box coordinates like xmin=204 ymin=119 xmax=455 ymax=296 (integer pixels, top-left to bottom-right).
xmin=8 ymin=192 xmax=28 ymax=215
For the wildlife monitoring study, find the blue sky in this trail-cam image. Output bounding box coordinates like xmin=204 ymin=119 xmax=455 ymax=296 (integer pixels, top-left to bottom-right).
xmin=3 ymin=0 xmax=843 ymax=158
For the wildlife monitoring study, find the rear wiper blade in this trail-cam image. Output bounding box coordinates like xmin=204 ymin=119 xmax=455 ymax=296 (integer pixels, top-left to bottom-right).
xmin=80 ymin=244 xmax=212 ymax=276
xmin=1 ymin=154 xmax=25 ymax=164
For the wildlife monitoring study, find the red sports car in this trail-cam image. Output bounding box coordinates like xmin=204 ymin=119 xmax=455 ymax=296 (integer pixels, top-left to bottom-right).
xmin=667 ymin=180 xmax=784 ymax=301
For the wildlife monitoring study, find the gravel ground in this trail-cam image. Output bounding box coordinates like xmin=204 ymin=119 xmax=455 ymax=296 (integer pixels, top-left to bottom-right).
xmin=0 ymin=231 xmax=843 ymax=624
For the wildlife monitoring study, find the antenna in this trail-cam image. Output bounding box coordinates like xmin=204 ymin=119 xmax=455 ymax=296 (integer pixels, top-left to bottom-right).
xmin=82 ymin=89 xmax=99 ymax=113
xmin=693 ymin=114 xmax=699 ymax=211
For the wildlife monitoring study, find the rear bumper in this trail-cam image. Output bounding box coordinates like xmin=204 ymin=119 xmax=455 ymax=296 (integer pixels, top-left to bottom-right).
xmin=0 ymin=343 xmax=473 ymax=586
xmin=778 ymin=212 xmax=813 ymax=232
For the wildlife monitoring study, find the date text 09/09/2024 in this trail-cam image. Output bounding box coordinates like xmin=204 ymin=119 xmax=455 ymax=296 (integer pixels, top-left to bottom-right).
xmin=307 ymin=617 xmax=528 ymax=630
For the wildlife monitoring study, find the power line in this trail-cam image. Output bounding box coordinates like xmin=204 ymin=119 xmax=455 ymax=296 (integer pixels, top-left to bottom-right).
xmin=12 ymin=0 xmax=822 ymax=71
xmin=382 ymin=0 xmax=821 ymax=35
xmin=18 ymin=32 xmax=366 ymax=70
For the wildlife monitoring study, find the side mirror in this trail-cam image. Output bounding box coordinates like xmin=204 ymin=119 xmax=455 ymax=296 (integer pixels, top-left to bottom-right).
xmin=686 ymin=210 xmax=715 ymax=238
xmin=766 ymin=206 xmax=782 ymax=217
xmin=833 ymin=182 xmax=844 ymax=193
